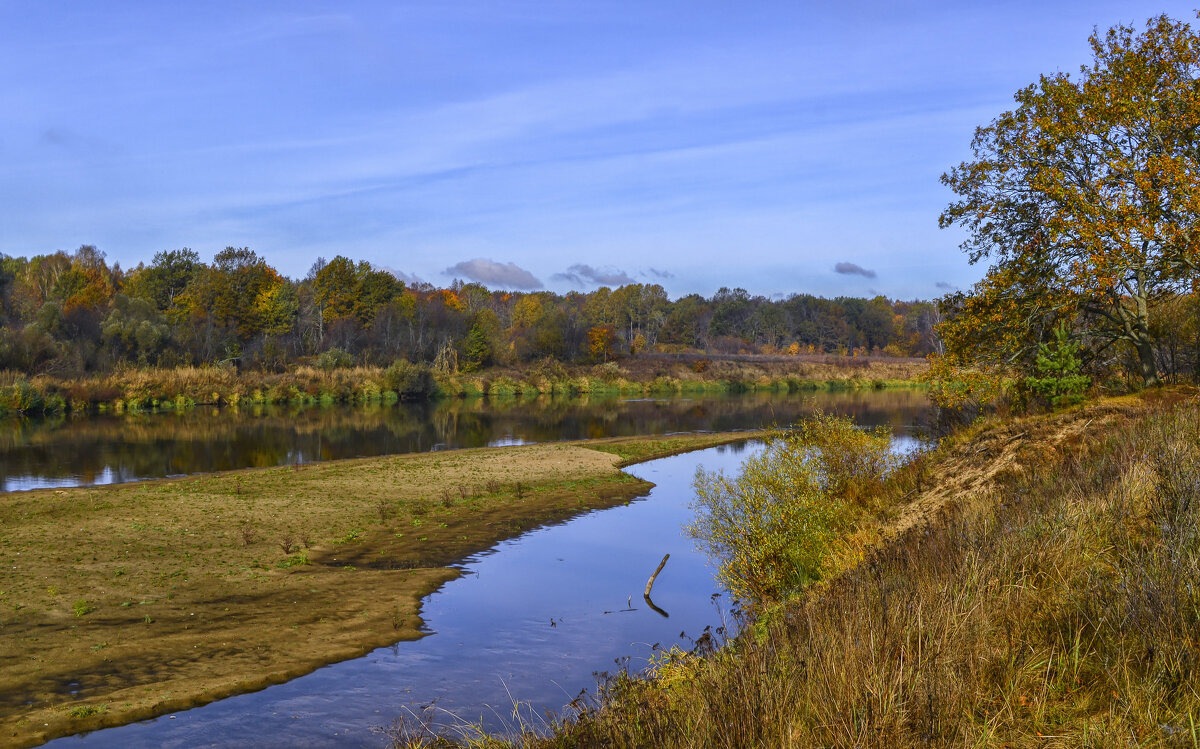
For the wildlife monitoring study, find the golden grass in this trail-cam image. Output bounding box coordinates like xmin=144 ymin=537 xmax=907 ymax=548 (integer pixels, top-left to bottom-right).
xmin=437 ymin=391 xmax=1200 ymax=749
xmin=2 ymin=355 xmax=927 ymax=414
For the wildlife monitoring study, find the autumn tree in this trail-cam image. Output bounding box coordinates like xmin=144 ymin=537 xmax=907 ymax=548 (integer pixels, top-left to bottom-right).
xmin=0 ymin=255 xmax=16 ymax=325
xmin=125 ymin=248 xmax=202 ymax=312
xmin=940 ymin=15 xmax=1200 ymax=386
xmin=587 ymin=324 xmax=617 ymax=362
xmin=312 ymin=255 xmax=360 ymax=326
xmin=173 ymin=247 xmax=293 ymax=359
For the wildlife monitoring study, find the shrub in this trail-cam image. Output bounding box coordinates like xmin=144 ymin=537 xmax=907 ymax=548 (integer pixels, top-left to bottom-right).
xmin=790 ymin=411 xmax=897 ymax=502
xmin=688 ymin=413 xmax=895 ymax=606
xmin=383 ymin=359 xmax=435 ymax=400
xmin=316 ymin=347 xmax=354 ymax=371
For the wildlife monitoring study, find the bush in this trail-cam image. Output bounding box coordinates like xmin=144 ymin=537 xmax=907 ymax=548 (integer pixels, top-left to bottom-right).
xmin=791 ymin=411 xmax=896 ymax=502
xmin=316 ymin=347 xmax=354 ymax=371
xmin=383 ymin=359 xmax=435 ymax=401
xmin=688 ymin=413 xmax=895 ymax=606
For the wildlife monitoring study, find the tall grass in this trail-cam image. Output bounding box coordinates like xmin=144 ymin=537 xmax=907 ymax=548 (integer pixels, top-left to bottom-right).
xmin=0 ymin=356 xmax=926 ymax=415
xmin=0 ymin=365 xmax=415 ymax=414
xmin=426 ymin=400 xmax=1200 ymax=748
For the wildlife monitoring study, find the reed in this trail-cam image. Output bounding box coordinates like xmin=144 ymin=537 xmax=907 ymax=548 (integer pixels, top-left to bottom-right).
xmin=0 ymin=355 xmax=926 ymax=415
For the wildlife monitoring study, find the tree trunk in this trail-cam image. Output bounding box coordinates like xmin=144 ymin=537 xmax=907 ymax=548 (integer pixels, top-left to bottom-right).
xmin=1130 ymin=271 xmax=1160 ymax=387
xmin=1135 ymin=336 xmax=1161 ymax=387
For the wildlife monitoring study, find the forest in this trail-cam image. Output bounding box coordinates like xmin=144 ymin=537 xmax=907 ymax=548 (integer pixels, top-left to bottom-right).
xmin=0 ymin=245 xmax=939 ymax=376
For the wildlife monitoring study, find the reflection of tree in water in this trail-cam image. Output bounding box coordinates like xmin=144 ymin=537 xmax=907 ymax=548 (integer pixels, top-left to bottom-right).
xmin=0 ymin=390 xmax=929 ymax=489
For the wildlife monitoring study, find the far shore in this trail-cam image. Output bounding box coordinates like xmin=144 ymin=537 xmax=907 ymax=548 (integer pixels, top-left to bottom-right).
xmin=0 ymin=354 xmax=927 ymax=416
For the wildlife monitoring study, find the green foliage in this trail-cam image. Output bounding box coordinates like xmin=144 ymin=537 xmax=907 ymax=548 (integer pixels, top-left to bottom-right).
xmin=462 ymin=315 xmax=497 ymax=372
xmin=688 ymin=413 xmax=895 ymax=605
xmin=67 ymin=704 xmax=108 ymax=719
xmin=72 ymin=599 xmax=94 ymax=617
xmin=0 ymin=377 xmax=63 ymax=415
xmin=383 ymin=359 xmax=435 ymax=400
xmin=1024 ymin=324 xmax=1090 ymax=408
xmin=100 ymin=294 xmax=171 ymax=365
xmin=315 ymin=347 xmax=354 ymax=371
xmin=125 ymin=248 xmax=201 ymax=311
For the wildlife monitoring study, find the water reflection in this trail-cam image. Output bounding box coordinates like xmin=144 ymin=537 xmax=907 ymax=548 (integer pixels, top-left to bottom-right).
xmin=1 ymin=390 xmax=929 ymax=491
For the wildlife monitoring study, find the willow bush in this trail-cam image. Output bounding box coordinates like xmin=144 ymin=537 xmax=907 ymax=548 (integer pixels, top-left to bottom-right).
xmin=688 ymin=413 xmax=896 ymax=606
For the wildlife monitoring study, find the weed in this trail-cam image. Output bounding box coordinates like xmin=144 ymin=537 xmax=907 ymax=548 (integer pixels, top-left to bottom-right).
xmin=239 ymin=523 xmax=259 ymax=546
xmin=276 ymin=550 xmax=309 ymax=568
xmin=336 ymin=528 xmax=364 ymax=544
xmin=377 ymin=498 xmax=394 ymax=523
xmin=278 ymin=535 xmax=297 ymax=554
xmin=72 ymin=599 xmax=94 ymax=617
xmin=67 ymin=704 xmax=107 ymax=719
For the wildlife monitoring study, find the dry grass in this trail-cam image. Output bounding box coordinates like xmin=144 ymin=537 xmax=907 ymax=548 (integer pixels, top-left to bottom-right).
xmin=2 ymin=354 xmax=927 ymax=414
xmin=434 ymin=393 xmax=1200 ymax=749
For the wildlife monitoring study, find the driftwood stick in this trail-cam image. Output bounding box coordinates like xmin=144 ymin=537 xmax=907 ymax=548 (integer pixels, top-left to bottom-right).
xmin=644 ymin=554 xmax=670 ymax=598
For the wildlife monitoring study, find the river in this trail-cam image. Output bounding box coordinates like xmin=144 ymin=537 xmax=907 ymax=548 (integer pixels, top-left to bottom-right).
xmin=1 ymin=389 xmax=928 ymax=491
xmin=29 ymin=391 xmax=926 ymax=747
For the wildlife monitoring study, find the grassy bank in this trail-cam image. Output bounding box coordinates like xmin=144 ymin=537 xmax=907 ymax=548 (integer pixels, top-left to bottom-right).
xmin=0 ymin=356 xmax=927 ymax=416
xmin=425 ymin=391 xmax=1200 ymax=748
xmin=0 ymin=431 xmax=757 ymax=748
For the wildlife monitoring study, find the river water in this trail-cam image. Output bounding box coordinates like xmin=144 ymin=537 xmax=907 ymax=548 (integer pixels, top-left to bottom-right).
xmin=29 ymin=392 xmax=927 ymax=747
xmin=1 ymin=389 xmax=928 ymax=491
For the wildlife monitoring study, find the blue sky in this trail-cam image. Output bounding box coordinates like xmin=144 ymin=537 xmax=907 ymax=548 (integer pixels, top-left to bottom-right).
xmin=1 ymin=2 xmax=1193 ymax=299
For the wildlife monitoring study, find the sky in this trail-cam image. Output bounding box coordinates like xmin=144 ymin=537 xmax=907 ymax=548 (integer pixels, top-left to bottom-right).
xmin=1 ymin=1 xmax=1195 ymax=300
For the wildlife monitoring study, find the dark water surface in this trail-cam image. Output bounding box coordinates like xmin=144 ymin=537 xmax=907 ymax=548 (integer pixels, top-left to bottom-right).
xmin=1 ymin=390 xmax=928 ymax=491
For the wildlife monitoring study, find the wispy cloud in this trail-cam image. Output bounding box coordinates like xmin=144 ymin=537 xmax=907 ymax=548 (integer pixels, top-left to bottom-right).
xmin=552 ymin=263 xmax=635 ymax=287
xmin=834 ymin=261 xmax=876 ymax=279
xmin=380 ymin=266 xmax=424 ymax=286
xmin=935 ymin=281 xmax=954 ymax=289
xmin=646 ymin=267 xmax=674 ymax=279
xmin=445 ymin=258 xmax=542 ymax=289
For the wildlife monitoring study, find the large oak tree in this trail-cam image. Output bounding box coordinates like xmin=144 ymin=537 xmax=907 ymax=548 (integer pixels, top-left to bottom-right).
xmin=940 ymin=15 xmax=1200 ymax=386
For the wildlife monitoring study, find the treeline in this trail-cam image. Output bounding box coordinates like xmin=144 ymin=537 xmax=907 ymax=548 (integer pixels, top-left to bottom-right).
xmin=0 ymin=245 xmax=939 ymax=376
